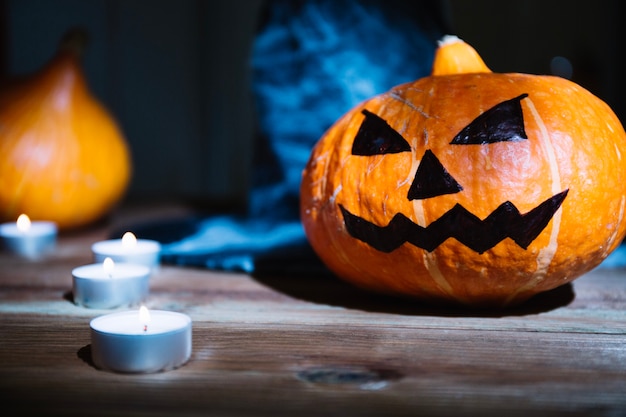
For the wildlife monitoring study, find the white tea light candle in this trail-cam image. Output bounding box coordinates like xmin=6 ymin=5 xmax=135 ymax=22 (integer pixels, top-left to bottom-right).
xmin=92 ymin=232 xmax=161 ymax=269
xmin=90 ymin=307 xmax=192 ymax=373
xmin=0 ymin=214 xmax=57 ymax=259
xmin=72 ymin=258 xmax=151 ymax=309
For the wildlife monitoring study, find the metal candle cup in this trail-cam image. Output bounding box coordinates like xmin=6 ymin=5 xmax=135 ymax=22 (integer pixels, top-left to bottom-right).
xmin=72 ymin=259 xmax=151 ymax=309
xmin=90 ymin=308 xmax=192 ymax=373
xmin=92 ymin=232 xmax=161 ymax=269
xmin=0 ymin=215 xmax=57 ymax=259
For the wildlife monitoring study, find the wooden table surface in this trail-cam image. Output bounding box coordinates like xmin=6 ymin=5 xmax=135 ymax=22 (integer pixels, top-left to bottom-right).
xmin=1 ymin=202 xmax=625 ymax=417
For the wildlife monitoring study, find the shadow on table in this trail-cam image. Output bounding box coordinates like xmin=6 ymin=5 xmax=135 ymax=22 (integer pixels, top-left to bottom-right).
xmin=252 ymin=270 xmax=575 ymax=318
xmin=77 ymin=344 xmax=96 ymax=369
xmin=117 ymin=211 xmax=575 ymax=318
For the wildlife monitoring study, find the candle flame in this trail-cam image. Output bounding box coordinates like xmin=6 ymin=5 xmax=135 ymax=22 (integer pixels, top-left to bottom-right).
xmin=139 ymin=305 xmax=151 ymax=332
xmin=102 ymin=257 xmax=115 ymax=278
xmin=121 ymin=232 xmax=137 ymax=249
xmin=16 ymin=214 xmax=31 ymax=232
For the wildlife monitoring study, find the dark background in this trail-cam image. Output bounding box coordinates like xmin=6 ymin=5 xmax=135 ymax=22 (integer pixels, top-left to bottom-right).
xmin=1 ymin=0 xmax=624 ymax=209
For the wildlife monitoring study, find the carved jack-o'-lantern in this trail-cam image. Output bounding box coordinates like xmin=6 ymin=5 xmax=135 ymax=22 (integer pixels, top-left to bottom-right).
xmin=300 ymin=36 xmax=626 ymax=307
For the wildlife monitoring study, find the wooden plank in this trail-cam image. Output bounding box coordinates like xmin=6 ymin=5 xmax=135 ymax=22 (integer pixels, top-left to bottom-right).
xmin=0 ymin=315 xmax=625 ymax=416
xmin=1 ymin=265 xmax=625 ymax=333
xmin=1 ymin=203 xmax=625 ymax=416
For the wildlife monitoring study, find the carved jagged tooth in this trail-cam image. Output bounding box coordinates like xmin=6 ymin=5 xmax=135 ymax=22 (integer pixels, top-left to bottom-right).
xmin=339 ymin=205 xmax=409 ymax=252
xmin=510 ymin=189 xmax=569 ymax=248
xmin=339 ymin=189 xmax=569 ymax=254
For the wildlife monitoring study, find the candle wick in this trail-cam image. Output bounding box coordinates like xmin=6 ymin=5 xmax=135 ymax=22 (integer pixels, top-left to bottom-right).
xmin=143 ymin=324 xmax=148 ymax=332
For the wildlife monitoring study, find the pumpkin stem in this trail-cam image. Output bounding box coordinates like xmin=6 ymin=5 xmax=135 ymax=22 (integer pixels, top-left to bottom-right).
xmin=59 ymin=28 xmax=89 ymax=58
xmin=431 ymin=35 xmax=491 ymax=76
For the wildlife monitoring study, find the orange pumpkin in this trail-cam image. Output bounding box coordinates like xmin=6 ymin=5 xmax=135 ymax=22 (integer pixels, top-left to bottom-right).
xmin=300 ymin=36 xmax=626 ymax=308
xmin=0 ymin=30 xmax=131 ymax=230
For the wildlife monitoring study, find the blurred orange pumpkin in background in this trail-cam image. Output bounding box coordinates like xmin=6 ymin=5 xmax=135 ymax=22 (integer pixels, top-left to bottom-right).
xmin=300 ymin=35 xmax=626 ymax=308
xmin=0 ymin=30 xmax=131 ymax=230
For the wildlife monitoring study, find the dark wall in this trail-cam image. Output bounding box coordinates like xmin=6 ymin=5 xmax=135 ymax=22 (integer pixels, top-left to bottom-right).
xmin=448 ymin=0 xmax=625 ymax=121
xmin=2 ymin=0 xmax=624 ymax=205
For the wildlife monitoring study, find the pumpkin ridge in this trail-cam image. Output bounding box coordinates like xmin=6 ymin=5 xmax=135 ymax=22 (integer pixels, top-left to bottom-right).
xmin=423 ymin=251 xmax=456 ymax=300
xmin=523 ymin=96 xmax=563 ymax=282
xmin=389 ymin=90 xmax=430 ymax=119
xmin=604 ymin=196 xmax=626 ymax=258
xmin=402 ymin=88 xmax=453 ymax=296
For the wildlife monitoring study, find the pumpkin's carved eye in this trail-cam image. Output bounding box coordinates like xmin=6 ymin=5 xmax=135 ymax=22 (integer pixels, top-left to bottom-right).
xmin=451 ymin=93 xmax=529 ymax=145
xmin=351 ymin=109 xmax=411 ymax=156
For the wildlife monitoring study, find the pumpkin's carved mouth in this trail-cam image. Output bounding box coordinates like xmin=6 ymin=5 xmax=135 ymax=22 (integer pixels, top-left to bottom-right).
xmin=339 ymin=189 xmax=568 ymax=254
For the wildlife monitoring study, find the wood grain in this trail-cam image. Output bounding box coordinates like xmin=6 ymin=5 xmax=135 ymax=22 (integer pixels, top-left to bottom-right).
xmin=0 ymin=202 xmax=625 ymax=416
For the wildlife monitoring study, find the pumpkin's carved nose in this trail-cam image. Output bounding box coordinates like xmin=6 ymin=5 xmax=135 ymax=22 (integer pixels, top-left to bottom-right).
xmin=407 ymin=150 xmax=463 ymax=200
